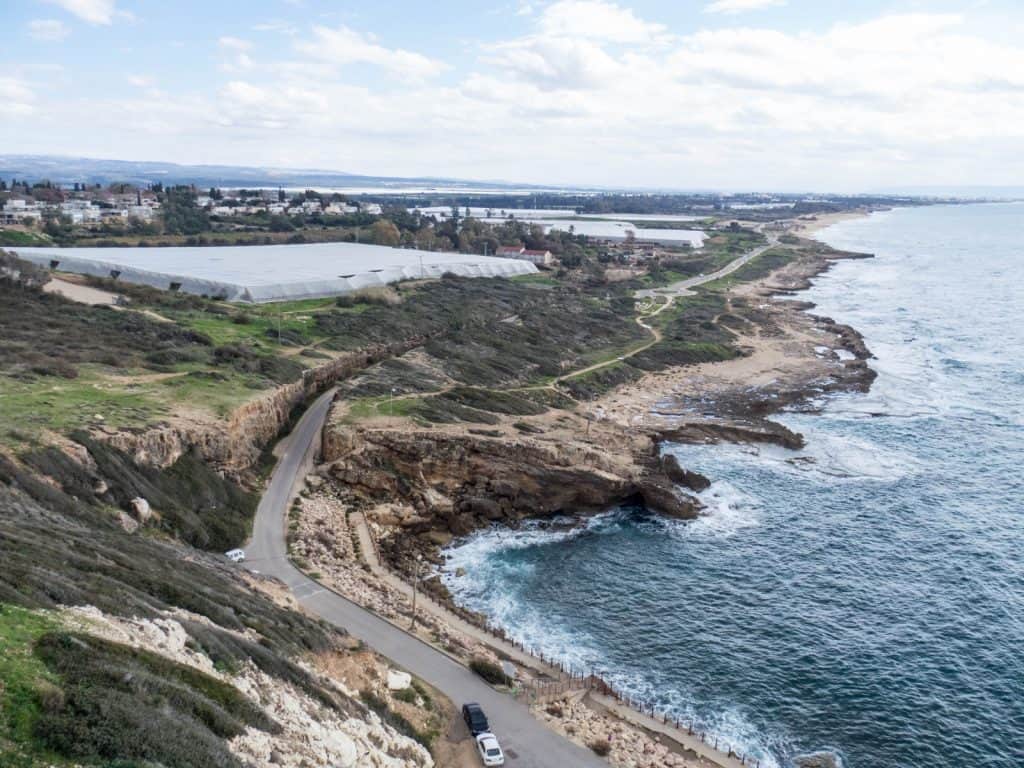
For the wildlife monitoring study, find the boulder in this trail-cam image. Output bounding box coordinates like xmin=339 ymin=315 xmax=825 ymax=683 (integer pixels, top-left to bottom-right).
xmin=117 ymin=511 xmax=139 ymax=534
xmin=129 ymin=497 xmax=152 ymax=523
xmin=386 ymin=669 xmax=412 ymax=691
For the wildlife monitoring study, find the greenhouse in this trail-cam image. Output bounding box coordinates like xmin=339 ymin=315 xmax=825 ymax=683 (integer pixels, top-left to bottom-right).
xmin=12 ymin=241 xmax=538 ymax=303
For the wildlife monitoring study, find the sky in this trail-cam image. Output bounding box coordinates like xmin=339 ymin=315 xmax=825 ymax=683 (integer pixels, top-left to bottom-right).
xmin=2 ymin=0 xmax=1024 ymax=191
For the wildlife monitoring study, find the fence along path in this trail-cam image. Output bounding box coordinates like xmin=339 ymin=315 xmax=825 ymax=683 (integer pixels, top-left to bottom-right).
xmin=355 ymin=513 xmax=756 ymax=768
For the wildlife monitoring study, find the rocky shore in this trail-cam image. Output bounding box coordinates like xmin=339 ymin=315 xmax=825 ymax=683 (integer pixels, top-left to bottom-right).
xmin=312 ymin=234 xmax=878 ymax=588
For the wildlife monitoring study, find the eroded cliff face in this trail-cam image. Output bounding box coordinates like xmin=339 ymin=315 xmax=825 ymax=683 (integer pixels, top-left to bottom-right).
xmin=103 ymin=338 xmax=427 ymax=476
xmin=321 ymin=417 xmax=699 ymax=542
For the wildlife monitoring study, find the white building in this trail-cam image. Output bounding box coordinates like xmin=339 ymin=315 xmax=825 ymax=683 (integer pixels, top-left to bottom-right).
xmin=0 ymin=199 xmax=44 ymax=224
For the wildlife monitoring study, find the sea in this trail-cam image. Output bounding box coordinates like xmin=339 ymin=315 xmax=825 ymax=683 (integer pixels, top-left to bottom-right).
xmin=441 ymin=203 xmax=1024 ymax=768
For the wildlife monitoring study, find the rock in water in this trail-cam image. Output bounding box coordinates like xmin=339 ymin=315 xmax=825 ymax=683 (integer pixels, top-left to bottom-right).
xmin=793 ymin=750 xmax=843 ymax=768
xmin=660 ymin=454 xmax=711 ymax=491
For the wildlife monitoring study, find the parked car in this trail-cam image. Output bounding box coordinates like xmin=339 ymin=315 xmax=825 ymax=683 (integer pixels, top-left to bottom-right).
xmin=461 ymin=702 xmax=489 ymax=735
xmin=225 ymin=549 xmax=245 ymax=563
xmin=475 ymin=732 xmax=505 ymax=767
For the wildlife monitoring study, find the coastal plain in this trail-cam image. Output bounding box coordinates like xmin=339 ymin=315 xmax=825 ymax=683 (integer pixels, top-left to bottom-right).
xmin=0 ymin=213 xmax=876 ymax=768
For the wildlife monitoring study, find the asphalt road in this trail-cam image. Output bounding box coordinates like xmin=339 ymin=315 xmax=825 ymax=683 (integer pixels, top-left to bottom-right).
xmin=245 ymin=389 xmax=606 ymax=768
xmin=634 ymin=241 xmax=775 ymax=299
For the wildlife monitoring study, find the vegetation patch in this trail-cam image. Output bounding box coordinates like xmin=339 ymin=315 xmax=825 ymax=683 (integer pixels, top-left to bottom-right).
xmin=359 ymin=690 xmax=437 ymax=749
xmin=19 ymin=433 xmax=257 ymax=552
xmin=469 ymin=658 xmax=513 ymax=687
xmin=558 ymin=363 xmax=644 ymax=400
xmin=0 ymin=486 xmax=336 ymax=660
xmin=32 ymin=631 xmax=275 ymax=768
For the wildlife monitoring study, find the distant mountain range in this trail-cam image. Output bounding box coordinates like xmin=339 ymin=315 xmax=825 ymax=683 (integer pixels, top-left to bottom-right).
xmin=0 ymin=155 xmax=562 ymax=193
xmin=3 ymin=155 xmax=1020 ymax=201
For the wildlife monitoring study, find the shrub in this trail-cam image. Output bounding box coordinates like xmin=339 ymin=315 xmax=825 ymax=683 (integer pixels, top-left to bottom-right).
xmin=469 ymin=658 xmax=511 ymax=687
xmin=359 ymin=690 xmax=435 ymax=748
xmin=392 ymin=687 xmax=417 ymax=704
xmin=588 ymin=739 xmax=611 ymax=756
xmin=32 ymin=632 xmax=277 ymax=768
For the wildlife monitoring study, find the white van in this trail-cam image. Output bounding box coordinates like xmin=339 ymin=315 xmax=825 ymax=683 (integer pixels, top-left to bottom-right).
xmin=225 ymin=549 xmax=246 ymax=563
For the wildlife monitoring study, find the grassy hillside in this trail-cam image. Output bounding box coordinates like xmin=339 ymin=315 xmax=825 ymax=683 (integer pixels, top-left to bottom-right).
xmin=0 ymin=484 xmax=347 ymax=768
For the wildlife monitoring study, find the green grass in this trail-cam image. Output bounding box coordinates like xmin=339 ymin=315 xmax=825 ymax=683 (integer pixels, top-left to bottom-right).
xmin=154 ymin=366 xmax=270 ymax=417
xmin=0 ymin=371 xmax=164 ymax=445
xmin=0 ymin=230 xmax=51 ymax=247
xmin=169 ymin=309 xmax=321 ymax=347
xmin=0 ymin=362 xmax=273 ymax=445
xmin=0 ymin=605 xmax=58 ymax=746
xmin=344 ymin=394 xmax=426 ymax=422
xmin=243 ymin=297 xmax=339 ymax=315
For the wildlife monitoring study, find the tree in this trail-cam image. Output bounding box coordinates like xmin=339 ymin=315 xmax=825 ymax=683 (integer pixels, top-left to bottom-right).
xmin=370 ymin=219 xmax=401 ymax=246
xmin=268 ymin=214 xmax=295 ymax=232
xmin=161 ymin=186 xmax=210 ymax=235
xmin=277 ymin=187 xmax=286 ymax=203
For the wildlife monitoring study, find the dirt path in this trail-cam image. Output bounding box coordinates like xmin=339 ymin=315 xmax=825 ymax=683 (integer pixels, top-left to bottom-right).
xmin=43 ymin=276 xmax=120 ymax=305
xmin=556 ymin=240 xmax=773 ymax=384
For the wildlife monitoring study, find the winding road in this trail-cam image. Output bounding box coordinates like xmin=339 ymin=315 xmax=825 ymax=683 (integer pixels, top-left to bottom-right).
xmin=245 ymin=389 xmax=605 ymax=768
xmin=244 ymin=241 xmax=779 ymax=766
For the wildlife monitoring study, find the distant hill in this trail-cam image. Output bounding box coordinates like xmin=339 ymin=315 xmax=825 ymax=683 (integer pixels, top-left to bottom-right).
xmin=874 ymin=185 xmax=1024 ymax=201
xmin=0 ymin=154 xmax=560 ymax=193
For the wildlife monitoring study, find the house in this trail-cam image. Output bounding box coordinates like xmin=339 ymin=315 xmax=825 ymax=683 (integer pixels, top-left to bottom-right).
xmin=521 ymin=249 xmax=554 ymax=267
xmin=0 ymin=199 xmax=44 ymax=225
xmin=495 ymin=245 xmax=553 ymax=267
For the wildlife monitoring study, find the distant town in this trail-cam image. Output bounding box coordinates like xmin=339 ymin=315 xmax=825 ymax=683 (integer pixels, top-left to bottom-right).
xmin=0 ymin=176 xmax=921 ymax=281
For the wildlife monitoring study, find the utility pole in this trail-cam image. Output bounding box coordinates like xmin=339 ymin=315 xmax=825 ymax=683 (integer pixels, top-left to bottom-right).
xmin=419 ymin=253 xmax=424 ymax=279
xmin=410 ymin=554 xmax=423 ymax=629
xmin=389 ymin=387 xmax=396 ymax=417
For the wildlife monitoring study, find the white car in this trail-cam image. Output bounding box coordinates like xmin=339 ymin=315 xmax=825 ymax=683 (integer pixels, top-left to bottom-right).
xmin=225 ymin=548 xmax=246 ymax=563
xmin=475 ymin=732 xmax=505 ymax=766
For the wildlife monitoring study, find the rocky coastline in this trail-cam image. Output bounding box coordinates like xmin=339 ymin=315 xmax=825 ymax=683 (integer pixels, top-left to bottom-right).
xmin=310 ymin=234 xmax=878 ymax=593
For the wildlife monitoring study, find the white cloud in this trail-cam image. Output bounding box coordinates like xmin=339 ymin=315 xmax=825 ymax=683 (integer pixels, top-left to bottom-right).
xmin=538 ymin=0 xmax=668 ymax=44
xmin=46 ymin=0 xmax=117 ymax=25
xmin=704 ymin=0 xmax=785 ymax=14
xmin=486 ymin=35 xmax=620 ymax=90
xmin=0 ymin=77 xmax=36 ymax=115
xmin=218 ymin=36 xmax=251 ymax=51
xmin=28 ymin=19 xmax=71 ymax=41
xmin=10 ymin=8 xmax=1024 ymax=190
xmin=126 ymin=74 xmax=153 ymax=87
xmin=218 ymin=36 xmax=255 ymax=72
xmin=295 ymin=24 xmax=447 ymax=79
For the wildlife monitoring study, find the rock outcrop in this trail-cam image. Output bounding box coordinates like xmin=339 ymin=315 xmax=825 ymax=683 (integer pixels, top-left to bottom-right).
xmin=322 ymin=422 xmax=699 ymax=543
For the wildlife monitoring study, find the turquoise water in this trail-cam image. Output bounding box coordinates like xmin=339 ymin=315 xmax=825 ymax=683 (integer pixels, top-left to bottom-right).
xmin=442 ymin=204 xmax=1024 ymax=768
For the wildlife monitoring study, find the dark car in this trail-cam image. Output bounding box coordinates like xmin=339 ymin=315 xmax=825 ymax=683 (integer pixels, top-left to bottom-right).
xmin=462 ymin=702 xmax=490 ymax=735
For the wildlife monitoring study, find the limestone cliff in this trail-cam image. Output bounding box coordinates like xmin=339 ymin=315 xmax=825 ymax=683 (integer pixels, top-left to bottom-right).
xmin=104 ymin=337 xmax=426 ymax=476
xmin=321 ymin=416 xmax=699 ymax=544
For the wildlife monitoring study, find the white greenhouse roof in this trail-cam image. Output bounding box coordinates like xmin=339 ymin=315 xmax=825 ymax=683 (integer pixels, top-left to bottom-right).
xmin=12 ymin=242 xmax=538 ymax=303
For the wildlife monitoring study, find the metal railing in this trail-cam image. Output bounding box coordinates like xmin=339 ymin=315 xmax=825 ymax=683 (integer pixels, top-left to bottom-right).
xmin=360 ymin=520 xmax=761 ymax=768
